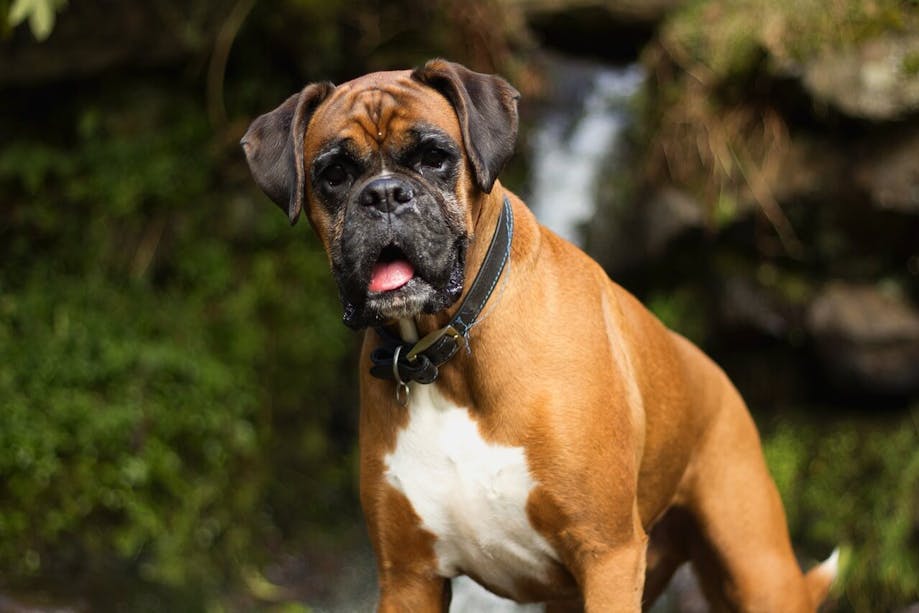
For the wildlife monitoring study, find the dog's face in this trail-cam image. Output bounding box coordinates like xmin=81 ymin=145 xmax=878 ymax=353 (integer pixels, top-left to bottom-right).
xmin=241 ymin=60 xmax=520 ymax=328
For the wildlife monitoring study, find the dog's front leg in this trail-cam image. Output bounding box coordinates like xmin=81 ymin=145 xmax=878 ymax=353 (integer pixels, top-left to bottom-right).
xmin=571 ymin=510 xmax=648 ymax=613
xmin=361 ymin=450 xmax=450 ymax=611
xmin=578 ymin=536 xmax=648 ymax=612
xmin=377 ymin=570 xmax=450 ymax=613
xmin=368 ymin=501 xmax=451 ymax=613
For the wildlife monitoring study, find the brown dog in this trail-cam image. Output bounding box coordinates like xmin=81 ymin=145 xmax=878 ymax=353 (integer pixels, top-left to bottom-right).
xmin=242 ymin=59 xmax=837 ymax=612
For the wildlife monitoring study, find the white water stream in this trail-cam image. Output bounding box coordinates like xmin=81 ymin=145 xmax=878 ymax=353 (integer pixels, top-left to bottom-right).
xmin=526 ymin=62 xmax=644 ymax=247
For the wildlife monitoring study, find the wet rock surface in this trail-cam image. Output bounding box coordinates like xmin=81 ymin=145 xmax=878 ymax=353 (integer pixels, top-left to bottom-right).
xmin=511 ymin=0 xmax=684 ymax=25
xmin=511 ymin=0 xmax=683 ymax=61
xmin=803 ymin=35 xmax=919 ymax=121
xmin=639 ymin=186 xmax=706 ymax=258
xmin=807 ymin=283 xmax=919 ymax=395
xmin=855 ymin=126 xmax=919 ymax=215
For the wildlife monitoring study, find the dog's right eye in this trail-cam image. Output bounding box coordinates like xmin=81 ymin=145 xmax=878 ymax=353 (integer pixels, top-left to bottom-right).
xmin=323 ymin=164 xmax=348 ymax=187
xmin=419 ymin=148 xmax=449 ymax=171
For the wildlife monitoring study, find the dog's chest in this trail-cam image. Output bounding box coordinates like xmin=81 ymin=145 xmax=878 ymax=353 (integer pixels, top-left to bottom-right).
xmin=383 ymin=384 xmax=559 ymax=598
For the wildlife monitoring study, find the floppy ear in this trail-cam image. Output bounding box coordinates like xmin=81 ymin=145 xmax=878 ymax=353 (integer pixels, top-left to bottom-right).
xmin=240 ymin=82 xmax=335 ymax=224
xmin=412 ymin=59 xmax=520 ymax=194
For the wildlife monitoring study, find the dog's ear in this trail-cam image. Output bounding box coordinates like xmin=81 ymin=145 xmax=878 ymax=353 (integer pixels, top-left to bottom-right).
xmin=412 ymin=59 xmax=520 ymax=194
xmin=241 ymin=82 xmax=335 ymax=224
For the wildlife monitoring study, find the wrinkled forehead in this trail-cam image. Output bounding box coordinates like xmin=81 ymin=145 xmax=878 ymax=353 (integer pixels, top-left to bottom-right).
xmin=305 ymin=70 xmax=461 ymax=159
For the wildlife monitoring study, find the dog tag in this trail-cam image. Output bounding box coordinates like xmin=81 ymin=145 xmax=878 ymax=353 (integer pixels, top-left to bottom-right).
xmin=392 ymin=345 xmax=410 ymax=406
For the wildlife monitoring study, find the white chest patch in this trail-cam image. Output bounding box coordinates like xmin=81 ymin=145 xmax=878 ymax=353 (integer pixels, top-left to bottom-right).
xmin=384 ymin=384 xmax=559 ymax=599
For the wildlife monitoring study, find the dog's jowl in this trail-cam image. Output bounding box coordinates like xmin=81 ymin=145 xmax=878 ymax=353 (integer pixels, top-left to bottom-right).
xmin=242 ymin=59 xmax=837 ymax=612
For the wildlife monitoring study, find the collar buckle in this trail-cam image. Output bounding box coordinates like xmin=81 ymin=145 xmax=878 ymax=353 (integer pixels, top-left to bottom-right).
xmin=405 ymin=324 xmax=461 ymax=363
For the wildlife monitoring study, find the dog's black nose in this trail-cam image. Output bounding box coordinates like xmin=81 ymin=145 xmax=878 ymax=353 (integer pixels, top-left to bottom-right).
xmin=360 ymin=176 xmax=414 ymax=213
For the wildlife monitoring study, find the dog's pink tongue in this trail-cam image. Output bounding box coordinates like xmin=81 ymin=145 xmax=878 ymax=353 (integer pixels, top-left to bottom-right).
xmin=369 ymin=260 xmax=414 ymax=292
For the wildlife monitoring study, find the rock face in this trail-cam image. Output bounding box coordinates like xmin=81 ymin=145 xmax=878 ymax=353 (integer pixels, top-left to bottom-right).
xmin=803 ymin=35 xmax=919 ymax=121
xmin=510 ymin=0 xmax=685 ymax=60
xmin=509 ymin=0 xmax=684 ymax=24
xmin=596 ymin=3 xmax=919 ymax=406
xmin=807 ymin=283 xmax=919 ymax=395
xmin=640 ymin=186 xmax=706 ymax=258
xmin=855 ymin=126 xmax=919 ymax=214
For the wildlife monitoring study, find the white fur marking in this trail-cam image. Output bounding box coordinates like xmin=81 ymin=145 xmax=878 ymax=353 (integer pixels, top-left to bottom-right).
xmin=384 ymin=384 xmax=558 ymax=599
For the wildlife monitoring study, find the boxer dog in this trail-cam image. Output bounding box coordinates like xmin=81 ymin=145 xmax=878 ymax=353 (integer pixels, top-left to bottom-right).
xmin=241 ymin=59 xmax=837 ymax=612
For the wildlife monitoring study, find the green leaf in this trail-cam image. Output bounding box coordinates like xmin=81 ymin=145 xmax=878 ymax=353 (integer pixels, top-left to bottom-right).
xmin=7 ymin=0 xmax=66 ymax=41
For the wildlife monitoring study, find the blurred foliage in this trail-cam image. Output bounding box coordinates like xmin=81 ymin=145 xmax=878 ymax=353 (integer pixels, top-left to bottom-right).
xmin=0 ymin=72 xmax=353 ymax=610
xmin=662 ymin=0 xmax=918 ymax=82
xmin=763 ymin=409 xmax=919 ymax=611
xmin=0 ymin=274 xmax=261 ymax=601
xmin=6 ymin=0 xmax=67 ymax=40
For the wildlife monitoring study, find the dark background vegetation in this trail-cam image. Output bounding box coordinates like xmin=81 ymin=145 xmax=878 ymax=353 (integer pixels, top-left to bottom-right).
xmin=0 ymin=0 xmax=917 ymax=611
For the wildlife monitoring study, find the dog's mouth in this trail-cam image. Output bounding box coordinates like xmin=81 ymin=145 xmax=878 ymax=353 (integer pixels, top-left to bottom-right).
xmin=368 ymin=245 xmax=415 ymax=294
xmin=336 ymin=230 xmax=468 ymax=330
xmin=328 ymin=169 xmax=470 ymax=329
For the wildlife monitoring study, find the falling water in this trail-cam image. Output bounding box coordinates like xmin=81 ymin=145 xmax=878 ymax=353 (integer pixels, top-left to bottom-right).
xmin=526 ymin=61 xmax=644 ymax=247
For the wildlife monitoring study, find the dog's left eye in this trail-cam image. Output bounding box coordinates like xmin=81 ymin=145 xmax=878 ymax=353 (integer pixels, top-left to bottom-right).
xmin=323 ymin=164 xmax=348 ymax=187
xmin=419 ymin=148 xmax=449 ymax=171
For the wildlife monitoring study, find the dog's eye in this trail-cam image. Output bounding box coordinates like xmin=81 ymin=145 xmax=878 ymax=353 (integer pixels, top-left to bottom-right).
xmin=419 ymin=148 xmax=449 ymax=171
xmin=323 ymin=164 xmax=348 ymax=187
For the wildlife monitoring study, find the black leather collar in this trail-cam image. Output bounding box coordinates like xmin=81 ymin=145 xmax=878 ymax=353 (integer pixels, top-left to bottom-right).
xmin=369 ymin=195 xmax=514 ymax=387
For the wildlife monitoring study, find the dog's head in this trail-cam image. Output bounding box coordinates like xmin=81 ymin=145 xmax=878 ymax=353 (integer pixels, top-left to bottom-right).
xmin=241 ymin=60 xmax=519 ymax=329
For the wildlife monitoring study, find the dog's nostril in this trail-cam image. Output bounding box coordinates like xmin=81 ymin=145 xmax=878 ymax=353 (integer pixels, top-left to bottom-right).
xmin=360 ymin=189 xmax=381 ymax=208
xmin=393 ymin=184 xmax=413 ymax=204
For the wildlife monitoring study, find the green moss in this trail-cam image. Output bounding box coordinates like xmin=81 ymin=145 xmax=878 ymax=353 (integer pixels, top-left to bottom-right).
xmin=663 ymin=0 xmax=919 ymax=83
xmin=0 ymin=82 xmax=354 ymax=608
xmin=0 ymin=275 xmax=253 ymax=593
xmin=762 ymin=409 xmax=919 ymax=610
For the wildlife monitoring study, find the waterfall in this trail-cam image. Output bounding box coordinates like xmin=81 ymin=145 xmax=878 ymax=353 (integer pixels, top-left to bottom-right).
xmin=526 ymin=61 xmax=644 ymax=247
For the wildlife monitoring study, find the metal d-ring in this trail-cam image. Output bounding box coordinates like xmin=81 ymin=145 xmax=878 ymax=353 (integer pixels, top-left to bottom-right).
xmin=392 ymin=345 xmax=410 ymax=406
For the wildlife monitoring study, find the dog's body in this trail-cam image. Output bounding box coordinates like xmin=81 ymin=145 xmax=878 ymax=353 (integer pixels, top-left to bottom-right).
xmin=243 ymin=60 xmax=836 ymax=612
